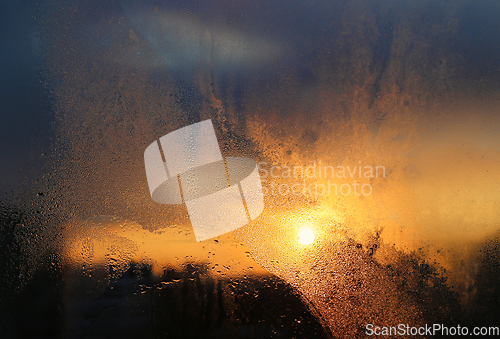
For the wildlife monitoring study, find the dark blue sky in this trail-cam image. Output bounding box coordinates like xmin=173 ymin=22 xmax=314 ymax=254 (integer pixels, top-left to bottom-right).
xmin=0 ymin=1 xmax=53 ymax=193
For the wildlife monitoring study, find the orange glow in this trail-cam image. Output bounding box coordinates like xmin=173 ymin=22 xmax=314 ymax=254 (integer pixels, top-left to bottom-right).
xmin=298 ymin=228 xmax=315 ymax=245
xmin=62 ymin=216 xmax=269 ymax=278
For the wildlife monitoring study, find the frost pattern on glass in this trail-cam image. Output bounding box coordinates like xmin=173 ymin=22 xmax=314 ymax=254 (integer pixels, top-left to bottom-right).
xmin=10 ymin=1 xmax=500 ymax=337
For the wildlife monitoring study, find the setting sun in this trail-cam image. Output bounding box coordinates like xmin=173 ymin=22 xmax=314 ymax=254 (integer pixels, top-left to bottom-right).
xmin=298 ymin=228 xmax=315 ymax=245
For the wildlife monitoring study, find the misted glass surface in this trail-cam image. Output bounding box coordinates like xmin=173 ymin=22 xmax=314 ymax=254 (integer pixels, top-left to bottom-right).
xmin=1 ymin=0 xmax=500 ymax=338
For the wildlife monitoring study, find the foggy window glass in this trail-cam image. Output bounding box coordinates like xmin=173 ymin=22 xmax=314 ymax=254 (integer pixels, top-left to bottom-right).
xmin=1 ymin=0 xmax=500 ymax=338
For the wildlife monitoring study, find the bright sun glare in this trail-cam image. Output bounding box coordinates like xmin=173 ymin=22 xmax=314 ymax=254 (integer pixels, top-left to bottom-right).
xmin=298 ymin=228 xmax=315 ymax=245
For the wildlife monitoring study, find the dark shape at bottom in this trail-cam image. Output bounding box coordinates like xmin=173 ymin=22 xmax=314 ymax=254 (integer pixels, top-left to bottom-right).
xmin=67 ymin=263 xmax=330 ymax=339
